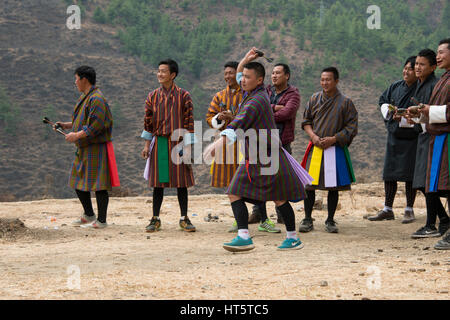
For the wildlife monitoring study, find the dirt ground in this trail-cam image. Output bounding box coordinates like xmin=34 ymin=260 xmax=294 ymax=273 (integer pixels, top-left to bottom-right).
xmin=0 ymin=183 xmax=449 ymax=300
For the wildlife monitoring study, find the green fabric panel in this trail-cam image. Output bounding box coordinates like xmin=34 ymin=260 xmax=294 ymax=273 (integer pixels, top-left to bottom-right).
xmin=344 ymin=146 xmax=356 ymax=183
xmin=157 ymin=136 xmax=170 ymax=183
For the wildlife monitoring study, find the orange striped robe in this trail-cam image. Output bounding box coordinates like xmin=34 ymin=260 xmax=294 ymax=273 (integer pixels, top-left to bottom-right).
xmin=144 ymin=83 xmax=195 ymax=188
xmin=206 ymin=84 xmax=243 ymax=187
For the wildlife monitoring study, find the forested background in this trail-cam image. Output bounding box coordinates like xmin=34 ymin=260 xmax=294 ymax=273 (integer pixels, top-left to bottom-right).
xmin=0 ymin=0 xmax=448 ymax=200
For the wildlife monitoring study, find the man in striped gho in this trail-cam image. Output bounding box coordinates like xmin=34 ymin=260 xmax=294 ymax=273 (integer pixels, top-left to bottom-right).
xmin=141 ymin=59 xmax=197 ymax=233
xmin=300 ymin=67 xmax=358 ymax=234
xmin=206 ymin=47 xmax=311 ymax=252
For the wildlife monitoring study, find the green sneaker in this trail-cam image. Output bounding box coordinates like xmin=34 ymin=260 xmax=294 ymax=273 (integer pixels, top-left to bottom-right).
xmin=278 ymin=238 xmax=304 ymax=250
xmin=228 ymin=220 xmax=238 ymax=233
xmin=223 ymin=236 xmax=255 ymax=252
xmin=258 ymin=219 xmax=281 ymax=233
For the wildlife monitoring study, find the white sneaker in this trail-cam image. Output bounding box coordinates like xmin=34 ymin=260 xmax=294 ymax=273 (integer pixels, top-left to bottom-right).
xmin=72 ymin=214 xmax=96 ymax=226
xmin=80 ymin=220 xmax=107 ymax=229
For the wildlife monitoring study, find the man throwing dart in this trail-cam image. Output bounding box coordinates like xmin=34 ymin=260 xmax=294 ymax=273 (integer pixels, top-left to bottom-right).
xmin=54 ymin=66 xmax=119 ymax=229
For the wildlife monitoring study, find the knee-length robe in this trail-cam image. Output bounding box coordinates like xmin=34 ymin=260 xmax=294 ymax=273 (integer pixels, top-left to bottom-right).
xmin=206 ymin=85 xmax=242 ymax=188
xmin=425 ymin=71 xmax=450 ymax=192
xmin=379 ymin=80 xmax=418 ymax=182
xmin=69 ymin=86 xmax=113 ymax=191
xmin=142 ymin=83 xmax=195 ymax=188
xmin=410 ymin=74 xmax=438 ymax=189
xmin=301 ymin=90 xmax=358 ymax=191
xmin=224 ymin=85 xmax=307 ymax=202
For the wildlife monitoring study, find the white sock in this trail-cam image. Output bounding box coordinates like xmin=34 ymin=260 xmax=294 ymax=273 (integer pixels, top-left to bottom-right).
xmin=180 ymin=216 xmax=186 ymax=220
xmin=405 ymin=206 xmax=413 ymax=212
xmin=383 ymin=206 xmax=392 ymax=212
xmin=286 ymin=231 xmax=298 ymax=240
xmin=238 ymin=229 xmax=250 ymax=240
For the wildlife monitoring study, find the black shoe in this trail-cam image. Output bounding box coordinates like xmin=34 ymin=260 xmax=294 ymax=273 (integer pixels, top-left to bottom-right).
xmin=438 ymin=220 xmax=450 ymax=236
xmin=434 ymin=230 xmax=450 ymax=250
xmin=368 ymin=209 xmax=395 ymax=221
xmin=298 ymin=218 xmax=314 ymax=233
xmin=411 ymin=225 xmax=440 ymax=238
xmin=146 ymin=216 xmax=161 ymax=233
xmin=325 ymin=220 xmax=339 ymax=233
xmin=248 ymin=205 xmax=261 ymax=224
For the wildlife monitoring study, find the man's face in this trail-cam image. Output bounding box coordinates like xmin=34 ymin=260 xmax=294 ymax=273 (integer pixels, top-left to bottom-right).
xmin=403 ymin=62 xmax=417 ymax=83
xmin=157 ymin=64 xmax=175 ymax=85
xmin=75 ymin=74 xmax=89 ymax=93
xmin=224 ymin=67 xmax=237 ymax=87
xmin=415 ymin=56 xmax=436 ymax=80
xmin=436 ymin=43 xmax=450 ymax=70
xmin=271 ymin=66 xmax=289 ymax=87
xmin=320 ymin=72 xmax=338 ymax=93
xmin=242 ymin=68 xmax=263 ymax=92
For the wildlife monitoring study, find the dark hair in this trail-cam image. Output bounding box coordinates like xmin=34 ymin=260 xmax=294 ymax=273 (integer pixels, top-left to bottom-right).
xmin=243 ymin=62 xmax=265 ymax=80
xmin=439 ymin=38 xmax=450 ymax=50
xmin=274 ymin=63 xmax=291 ymax=80
xmin=159 ymin=59 xmax=179 ymax=78
xmin=417 ymin=49 xmax=437 ymax=66
xmin=404 ymin=56 xmax=417 ymax=68
xmin=74 ymin=66 xmax=96 ymax=85
xmin=224 ymin=61 xmax=239 ymax=70
xmin=321 ymin=67 xmax=339 ymax=80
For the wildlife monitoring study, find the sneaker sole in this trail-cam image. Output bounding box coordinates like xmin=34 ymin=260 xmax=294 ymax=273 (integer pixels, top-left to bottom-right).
xmin=368 ymin=217 xmax=395 ymax=221
xmin=411 ymin=233 xmax=441 ymax=238
xmin=434 ymin=245 xmax=450 ymax=250
xmin=258 ymin=228 xmax=281 ymax=233
xmin=180 ymin=228 xmax=196 ymax=232
xmin=402 ymin=219 xmax=416 ymax=224
xmin=325 ymin=228 xmax=338 ymax=233
xmin=223 ymin=244 xmax=255 ymax=252
xmin=278 ymin=242 xmax=305 ymax=251
xmin=146 ymin=228 xmax=161 ymax=233
xmin=298 ymin=227 xmax=313 ymax=233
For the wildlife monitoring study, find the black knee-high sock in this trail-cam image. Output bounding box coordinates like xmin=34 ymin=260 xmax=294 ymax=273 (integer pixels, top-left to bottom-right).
xmin=177 ymin=187 xmax=188 ymax=217
xmin=256 ymin=202 xmax=268 ymax=222
xmin=384 ymin=181 xmax=397 ymax=208
xmin=153 ymin=187 xmax=164 ymax=217
xmin=276 ymin=201 xmax=296 ymax=232
xmin=405 ymin=181 xmax=416 ymax=208
xmin=95 ymin=190 xmax=109 ymax=223
xmin=426 ymin=192 xmax=449 ymax=225
xmin=75 ymin=189 xmax=95 ymax=217
xmin=327 ymin=190 xmax=339 ymax=222
xmin=425 ymin=193 xmax=439 ymax=227
xmin=304 ymin=190 xmax=315 ymax=219
xmin=231 ymin=199 xmax=249 ymax=230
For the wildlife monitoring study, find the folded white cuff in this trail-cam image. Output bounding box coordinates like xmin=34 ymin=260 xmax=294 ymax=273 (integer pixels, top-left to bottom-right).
xmin=141 ymin=130 xmax=153 ymax=141
xmin=429 ymin=105 xmax=448 ymax=124
xmin=380 ymin=103 xmax=390 ymax=120
xmin=211 ymin=114 xmax=225 ymax=129
xmin=220 ymin=128 xmax=237 ymax=145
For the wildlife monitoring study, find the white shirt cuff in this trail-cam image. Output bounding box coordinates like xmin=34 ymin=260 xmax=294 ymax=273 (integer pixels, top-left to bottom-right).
xmin=220 ymin=128 xmax=237 ymax=145
xmin=380 ymin=103 xmax=390 ymax=120
xmin=211 ymin=114 xmax=225 ymax=129
xmin=429 ymin=105 xmax=448 ymax=124
xmin=236 ymin=72 xmax=243 ymax=85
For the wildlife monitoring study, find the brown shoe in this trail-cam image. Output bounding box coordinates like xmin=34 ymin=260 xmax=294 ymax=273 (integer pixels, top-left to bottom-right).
xmin=402 ymin=209 xmax=416 ymax=224
xmin=368 ymin=209 xmax=395 ymax=221
xmin=248 ymin=205 xmax=261 ymax=224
